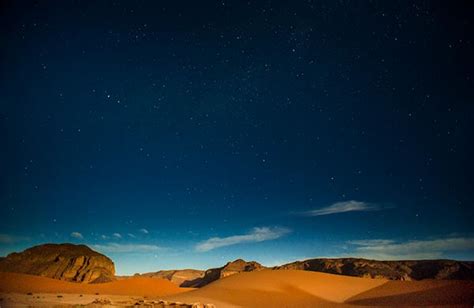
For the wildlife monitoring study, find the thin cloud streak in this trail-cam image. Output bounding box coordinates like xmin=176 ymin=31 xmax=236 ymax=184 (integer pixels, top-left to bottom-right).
xmin=304 ymin=200 xmax=380 ymax=216
xmin=348 ymin=239 xmax=396 ymax=246
xmin=348 ymin=237 xmax=474 ymax=260
xmin=196 ymin=227 xmax=291 ymax=252
xmin=92 ymin=243 xmax=164 ymax=254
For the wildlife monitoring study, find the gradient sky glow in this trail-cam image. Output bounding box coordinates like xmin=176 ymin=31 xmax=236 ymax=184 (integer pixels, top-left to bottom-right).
xmin=1 ymin=1 xmax=473 ymax=275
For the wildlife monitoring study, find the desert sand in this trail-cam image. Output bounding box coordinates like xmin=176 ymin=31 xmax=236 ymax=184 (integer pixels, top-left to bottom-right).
xmin=0 ymin=272 xmax=187 ymax=296
xmin=0 ymin=272 xmax=193 ymax=307
xmin=346 ymin=279 xmax=474 ymax=306
xmin=1 ymin=270 xmax=474 ymax=307
xmin=164 ymin=269 xmax=474 ymax=307
xmin=164 ymin=269 xmax=385 ymax=307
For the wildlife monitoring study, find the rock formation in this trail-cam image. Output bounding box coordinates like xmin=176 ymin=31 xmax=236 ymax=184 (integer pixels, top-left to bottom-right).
xmin=4 ymin=242 xmax=472 ymax=287
xmin=138 ymin=269 xmax=205 ymax=287
xmin=141 ymin=258 xmax=474 ymax=288
xmin=274 ymin=258 xmax=474 ymax=280
xmin=180 ymin=259 xmax=264 ymax=287
xmin=0 ymin=243 xmax=115 ymax=283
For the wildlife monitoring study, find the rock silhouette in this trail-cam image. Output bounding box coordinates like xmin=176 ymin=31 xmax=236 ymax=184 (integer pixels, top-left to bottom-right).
xmin=180 ymin=259 xmax=264 ymax=287
xmin=0 ymin=243 xmax=115 ymax=283
xmin=137 ymin=269 xmax=205 ymax=287
xmin=274 ymin=258 xmax=474 ymax=280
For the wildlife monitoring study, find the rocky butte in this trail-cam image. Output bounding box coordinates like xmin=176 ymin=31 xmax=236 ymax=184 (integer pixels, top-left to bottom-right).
xmin=0 ymin=243 xmax=115 ymax=283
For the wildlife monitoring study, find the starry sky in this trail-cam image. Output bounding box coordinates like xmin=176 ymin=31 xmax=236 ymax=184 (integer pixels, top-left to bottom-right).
xmin=1 ymin=1 xmax=473 ymax=275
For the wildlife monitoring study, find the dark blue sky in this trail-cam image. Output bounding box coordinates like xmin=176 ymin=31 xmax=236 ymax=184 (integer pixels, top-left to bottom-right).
xmin=1 ymin=1 xmax=473 ymax=274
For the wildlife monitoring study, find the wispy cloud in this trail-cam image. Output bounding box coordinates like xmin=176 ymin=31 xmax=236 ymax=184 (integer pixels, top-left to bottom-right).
xmin=303 ymin=200 xmax=381 ymax=216
xmin=0 ymin=233 xmax=29 ymax=244
xmin=196 ymin=227 xmax=291 ymax=252
xmin=139 ymin=228 xmax=149 ymax=234
xmin=348 ymin=237 xmax=474 ymax=260
xmin=70 ymin=232 xmax=84 ymax=239
xmin=113 ymin=233 xmax=122 ymax=239
xmin=92 ymin=243 xmax=164 ymax=254
xmin=128 ymin=233 xmax=136 ymax=238
xmin=348 ymin=239 xmax=396 ymax=246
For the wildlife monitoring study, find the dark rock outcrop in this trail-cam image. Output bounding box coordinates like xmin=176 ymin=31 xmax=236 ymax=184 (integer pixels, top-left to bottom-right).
xmin=139 ymin=258 xmax=474 ymax=288
xmin=181 ymin=259 xmax=264 ymax=287
xmin=138 ymin=269 xmax=205 ymax=287
xmin=274 ymin=258 xmax=474 ymax=280
xmin=0 ymin=243 xmax=115 ymax=283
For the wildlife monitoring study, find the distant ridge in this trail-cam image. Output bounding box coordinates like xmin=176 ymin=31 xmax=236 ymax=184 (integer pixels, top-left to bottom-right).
xmin=147 ymin=258 xmax=474 ymax=287
xmin=137 ymin=269 xmax=205 ymax=286
xmin=274 ymin=257 xmax=474 ymax=281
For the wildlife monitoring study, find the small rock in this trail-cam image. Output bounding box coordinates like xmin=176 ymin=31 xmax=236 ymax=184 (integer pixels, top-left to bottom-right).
xmin=91 ymin=298 xmax=112 ymax=305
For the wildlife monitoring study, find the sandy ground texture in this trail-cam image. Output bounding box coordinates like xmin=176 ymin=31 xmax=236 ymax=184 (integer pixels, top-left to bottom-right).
xmin=0 ymin=293 xmax=159 ymax=307
xmin=1 ymin=270 xmax=474 ymax=307
xmin=0 ymin=272 xmax=189 ymax=297
xmin=164 ymin=269 xmax=474 ymax=308
xmin=0 ymin=272 xmax=198 ymax=307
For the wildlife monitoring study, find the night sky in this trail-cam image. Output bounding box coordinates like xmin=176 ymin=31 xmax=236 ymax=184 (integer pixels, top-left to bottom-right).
xmin=1 ymin=1 xmax=473 ymax=275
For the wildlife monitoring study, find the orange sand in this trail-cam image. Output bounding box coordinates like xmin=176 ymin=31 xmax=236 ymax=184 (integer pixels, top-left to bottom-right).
xmin=164 ymin=269 xmax=474 ymax=307
xmin=164 ymin=269 xmax=385 ymax=307
xmin=1 ymin=270 xmax=473 ymax=307
xmin=347 ymin=279 xmax=474 ymax=306
xmin=0 ymin=272 xmax=187 ymax=297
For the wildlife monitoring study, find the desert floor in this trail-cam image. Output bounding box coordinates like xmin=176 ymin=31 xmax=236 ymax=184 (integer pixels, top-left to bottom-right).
xmin=1 ymin=270 xmax=474 ymax=307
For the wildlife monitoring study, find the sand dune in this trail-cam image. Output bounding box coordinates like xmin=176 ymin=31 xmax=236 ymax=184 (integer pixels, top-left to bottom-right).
xmin=1 ymin=270 xmax=473 ymax=307
xmin=347 ymin=279 xmax=474 ymax=306
xmin=0 ymin=272 xmax=187 ymax=297
xmin=164 ymin=269 xmax=386 ymax=307
xmin=164 ymin=269 xmax=474 ymax=308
